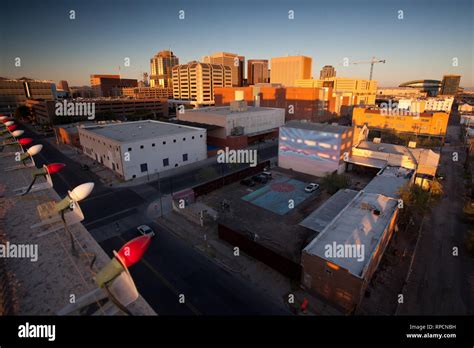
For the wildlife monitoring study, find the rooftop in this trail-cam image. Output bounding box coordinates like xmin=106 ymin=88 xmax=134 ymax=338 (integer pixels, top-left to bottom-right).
xmin=283 ymin=120 xmax=350 ymax=134
xmin=81 ymin=120 xmax=204 ymax=142
xmin=303 ymin=191 xmax=399 ymax=278
xmin=364 ymin=166 xmax=413 ymax=198
xmin=186 ymin=105 xmax=282 ymax=116
xmin=299 ymin=189 xmax=359 ymax=233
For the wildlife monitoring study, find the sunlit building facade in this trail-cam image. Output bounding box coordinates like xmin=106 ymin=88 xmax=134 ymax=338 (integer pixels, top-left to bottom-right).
xmin=270 ymin=56 xmax=312 ymax=87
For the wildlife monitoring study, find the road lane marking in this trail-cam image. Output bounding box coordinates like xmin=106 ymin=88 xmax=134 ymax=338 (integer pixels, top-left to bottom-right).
xmin=117 ymin=235 xmax=202 ymax=316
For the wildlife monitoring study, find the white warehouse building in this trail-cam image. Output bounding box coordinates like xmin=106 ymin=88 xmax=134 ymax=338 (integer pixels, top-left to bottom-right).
xmin=78 ymin=120 xmax=207 ymax=180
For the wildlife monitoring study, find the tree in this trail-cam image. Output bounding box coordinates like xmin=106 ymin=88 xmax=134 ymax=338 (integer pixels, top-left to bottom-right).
xmin=195 ymin=166 xmax=217 ymax=182
xmin=397 ymin=183 xmax=432 ymax=226
xmin=15 ymin=105 xmax=30 ymax=120
xmin=321 ymin=172 xmax=351 ymax=194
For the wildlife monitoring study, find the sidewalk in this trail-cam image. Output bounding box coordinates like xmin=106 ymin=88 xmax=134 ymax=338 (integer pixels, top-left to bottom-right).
xmin=0 ymin=143 xmax=155 ymax=315
xmin=47 ymin=137 xmax=277 ymax=189
xmin=156 ymin=210 xmax=344 ymax=316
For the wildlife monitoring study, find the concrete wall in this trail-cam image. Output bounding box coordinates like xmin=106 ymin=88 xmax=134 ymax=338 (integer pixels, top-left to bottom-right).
xmin=301 ymin=208 xmax=398 ymax=312
xmin=79 ymin=127 xmax=207 ymax=180
xmin=180 ymin=108 xmax=285 ymax=138
xmin=278 ymin=126 xmax=353 ymax=177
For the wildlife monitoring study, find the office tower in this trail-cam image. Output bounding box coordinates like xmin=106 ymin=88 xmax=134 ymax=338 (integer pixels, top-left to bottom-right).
xmin=150 ymin=50 xmax=179 ymax=88
xmin=296 ymin=77 xmax=377 ymax=107
xmin=440 ymin=75 xmax=461 ymax=96
xmin=90 ymin=75 xmax=138 ymax=97
xmin=247 ymin=60 xmax=269 ymax=85
xmin=172 ymin=61 xmax=232 ymax=106
xmin=203 ymin=52 xmax=244 ymax=86
xmin=0 ymin=77 xmax=55 ymax=116
xmin=57 ymin=80 xmax=70 ymax=92
xmin=320 ymin=65 xmax=336 ymax=79
xmin=270 ymin=56 xmax=312 ymax=87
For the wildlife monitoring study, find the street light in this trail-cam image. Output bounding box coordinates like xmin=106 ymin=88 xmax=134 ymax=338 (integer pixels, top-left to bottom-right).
xmin=0 ymin=123 xmax=16 ymax=135
xmin=22 ymin=163 xmax=66 ymax=195
xmin=94 ymin=234 xmax=152 ymax=288
xmin=55 ymin=182 xmax=95 ymax=213
xmin=19 ymin=144 xmax=42 ymax=164
xmin=5 ymin=130 xmax=24 ymax=140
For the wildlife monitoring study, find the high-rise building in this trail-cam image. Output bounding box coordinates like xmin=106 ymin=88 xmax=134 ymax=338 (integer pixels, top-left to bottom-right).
xmin=172 ymin=62 xmax=232 ymax=106
xmin=296 ymin=77 xmax=377 ymax=107
xmin=320 ymin=65 xmax=336 ymax=79
xmin=150 ymin=51 xmax=179 ymax=88
xmin=247 ymin=60 xmax=269 ymax=85
xmin=440 ymin=75 xmax=461 ymax=96
xmin=57 ymin=80 xmax=70 ymax=92
xmin=0 ymin=77 xmax=56 ymax=116
xmin=270 ymin=56 xmax=312 ymax=87
xmin=90 ymin=75 xmax=138 ymax=97
xmin=203 ymin=52 xmax=244 ymax=86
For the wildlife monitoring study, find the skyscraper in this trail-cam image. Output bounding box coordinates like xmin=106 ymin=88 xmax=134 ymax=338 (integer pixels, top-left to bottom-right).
xmin=270 ymin=56 xmax=312 ymax=87
xmin=203 ymin=52 xmax=244 ymax=87
xmin=57 ymin=80 xmax=70 ymax=92
xmin=172 ymin=62 xmax=232 ymax=106
xmin=440 ymin=75 xmax=461 ymax=96
xmin=247 ymin=60 xmax=269 ymax=85
xmin=150 ymin=50 xmax=179 ymax=88
xmin=90 ymin=75 xmax=138 ymax=97
xmin=320 ymin=65 xmax=336 ymax=79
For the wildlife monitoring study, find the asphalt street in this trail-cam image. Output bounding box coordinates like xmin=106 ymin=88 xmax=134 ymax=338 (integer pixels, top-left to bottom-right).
xmin=24 ymin=126 xmax=290 ymax=315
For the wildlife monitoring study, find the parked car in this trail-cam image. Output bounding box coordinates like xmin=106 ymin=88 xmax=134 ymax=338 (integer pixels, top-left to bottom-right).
xmin=137 ymin=225 xmax=155 ymax=237
xmin=240 ymin=178 xmax=256 ymax=187
xmin=252 ymin=174 xmax=269 ymax=184
xmin=305 ymin=183 xmax=320 ymax=193
xmin=261 ymin=171 xmax=272 ymax=178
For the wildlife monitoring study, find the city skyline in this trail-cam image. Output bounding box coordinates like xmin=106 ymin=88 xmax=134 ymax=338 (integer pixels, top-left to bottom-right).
xmin=1 ymin=0 xmax=473 ymax=87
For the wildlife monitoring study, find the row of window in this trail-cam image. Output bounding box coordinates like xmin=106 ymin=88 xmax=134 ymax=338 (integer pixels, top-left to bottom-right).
xmin=126 ymin=135 xmax=203 ymax=152
xmin=135 ymin=154 xmax=189 ymax=176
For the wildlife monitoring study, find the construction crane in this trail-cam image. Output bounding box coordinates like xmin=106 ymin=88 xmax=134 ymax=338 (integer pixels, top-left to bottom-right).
xmin=351 ymin=57 xmax=386 ymax=80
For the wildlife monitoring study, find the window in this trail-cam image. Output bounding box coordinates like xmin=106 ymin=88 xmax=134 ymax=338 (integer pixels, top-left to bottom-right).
xmin=200 ymin=135 xmax=203 ymax=138
xmin=163 ymin=158 xmax=169 ymax=166
xmin=140 ymin=163 xmax=148 ymax=172
xmin=163 ymin=141 xmax=166 ymax=145
xmin=140 ymin=145 xmax=144 ymax=149
xmin=192 ymin=136 xmax=195 ymax=139
xmin=173 ymin=139 xmax=176 ymax=143
xmin=183 ymin=154 xmax=188 ymax=161
xmin=132 ymin=175 xmax=136 ymax=179
xmin=183 ymin=137 xmax=186 ymax=141
xmin=128 ymin=147 xmax=132 ymax=152
xmin=175 ymin=163 xmax=178 ymax=167
xmin=152 ymin=143 xmax=155 ymax=147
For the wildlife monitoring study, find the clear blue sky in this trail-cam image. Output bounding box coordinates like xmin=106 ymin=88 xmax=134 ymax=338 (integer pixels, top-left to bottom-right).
xmin=1 ymin=0 xmax=472 ymax=87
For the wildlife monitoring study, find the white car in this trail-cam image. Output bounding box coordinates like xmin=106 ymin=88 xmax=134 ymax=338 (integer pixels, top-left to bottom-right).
xmin=137 ymin=225 xmax=155 ymax=237
xmin=305 ymin=183 xmax=320 ymax=193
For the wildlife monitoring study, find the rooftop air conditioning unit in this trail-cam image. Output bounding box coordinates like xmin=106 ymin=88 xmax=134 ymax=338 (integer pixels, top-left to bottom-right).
xmin=373 ymin=137 xmax=381 ymax=144
xmin=408 ymin=141 xmax=417 ymax=148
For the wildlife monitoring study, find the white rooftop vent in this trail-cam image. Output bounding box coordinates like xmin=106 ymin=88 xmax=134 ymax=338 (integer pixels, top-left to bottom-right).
xmin=373 ymin=137 xmax=381 ymax=144
xmin=235 ymin=90 xmax=244 ymax=101
xmin=408 ymin=141 xmax=417 ymax=148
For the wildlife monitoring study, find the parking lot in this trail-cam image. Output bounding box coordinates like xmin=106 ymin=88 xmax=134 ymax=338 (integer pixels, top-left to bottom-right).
xmin=200 ymin=167 xmax=332 ymax=263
